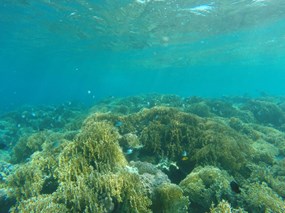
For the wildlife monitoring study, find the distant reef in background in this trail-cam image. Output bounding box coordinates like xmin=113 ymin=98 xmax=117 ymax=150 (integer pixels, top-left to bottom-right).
xmin=0 ymin=94 xmax=285 ymax=213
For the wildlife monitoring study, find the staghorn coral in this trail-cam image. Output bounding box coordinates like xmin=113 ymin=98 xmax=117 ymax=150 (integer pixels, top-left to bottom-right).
xmin=56 ymin=169 xmax=151 ymax=213
xmin=7 ymin=120 xmax=152 ymax=212
xmin=69 ymin=120 xmax=127 ymax=172
xmin=55 ymin=121 xmax=150 ymax=212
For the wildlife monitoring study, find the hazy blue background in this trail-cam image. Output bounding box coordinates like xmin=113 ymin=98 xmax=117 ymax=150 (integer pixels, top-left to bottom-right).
xmin=1 ymin=0 xmax=285 ymax=111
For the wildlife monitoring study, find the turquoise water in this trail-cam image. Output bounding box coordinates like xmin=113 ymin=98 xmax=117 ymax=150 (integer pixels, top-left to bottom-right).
xmin=1 ymin=0 xmax=285 ymax=111
xmin=1 ymin=1 xmax=285 ymax=212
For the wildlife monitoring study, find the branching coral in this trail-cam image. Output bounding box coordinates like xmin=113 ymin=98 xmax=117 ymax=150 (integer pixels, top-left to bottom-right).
xmin=7 ymin=120 xmax=152 ymax=212
xmin=242 ymin=182 xmax=285 ymax=213
xmin=8 ymin=150 xmax=59 ymax=201
xmin=55 ymin=121 xmax=151 ymax=212
xmin=179 ymin=166 xmax=233 ymax=212
xmin=87 ymin=106 xmax=255 ymax=177
xmin=11 ymin=131 xmax=69 ymax=164
xmin=243 ymin=100 xmax=285 ymax=128
xmin=152 ymin=183 xmax=189 ymax=213
xmin=10 ymin=194 xmax=69 ymax=213
xmin=209 ymin=200 xmax=247 ymax=213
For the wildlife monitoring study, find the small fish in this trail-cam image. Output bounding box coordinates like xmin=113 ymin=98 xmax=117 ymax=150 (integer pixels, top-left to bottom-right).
xmin=230 ymin=181 xmax=241 ymax=193
xmin=0 ymin=142 xmax=7 ymax=150
xmin=115 ymin=120 xmax=123 ymax=127
xmin=181 ymin=150 xmax=188 ymax=161
xmin=124 ymin=148 xmax=133 ymax=155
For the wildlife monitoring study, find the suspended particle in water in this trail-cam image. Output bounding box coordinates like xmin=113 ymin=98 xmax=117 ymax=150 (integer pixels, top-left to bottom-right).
xmin=161 ymin=36 xmax=170 ymax=46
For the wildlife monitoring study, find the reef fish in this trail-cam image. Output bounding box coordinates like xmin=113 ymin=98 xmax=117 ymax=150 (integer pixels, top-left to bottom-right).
xmin=230 ymin=181 xmax=241 ymax=193
xmin=124 ymin=148 xmax=133 ymax=155
xmin=181 ymin=150 xmax=188 ymax=161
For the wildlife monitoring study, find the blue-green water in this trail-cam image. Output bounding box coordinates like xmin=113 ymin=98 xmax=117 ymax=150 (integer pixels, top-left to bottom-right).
xmin=1 ymin=0 xmax=285 ymax=111
xmin=1 ymin=1 xmax=285 ymax=212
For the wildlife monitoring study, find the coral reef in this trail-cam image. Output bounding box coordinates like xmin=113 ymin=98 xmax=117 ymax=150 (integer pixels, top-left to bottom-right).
xmin=11 ymin=194 xmax=69 ymax=213
xmin=6 ymin=121 xmax=152 ymax=213
xmin=242 ymin=99 xmax=285 ymax=128
xmin=152 ymin=183 xmax=189 ymax=213
xmin=0 ymin=188 xmax=16 ymax=213
xmin=179 ymin=166 xmax=233 ymax=212
xmin=10 ymin=130 xmax=74 ymax=164
xmin=209 ymin=200 xmax=247 ymax=213
xmin=1 ymin=94 xmax=285 ymax=212
xmin=92 ymin=105 xmax=254 ymax=177
xmin=7 ymin=150 xmax=59 ymax=201
xmin=241 ymin=182 xmax=285 ymax=213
